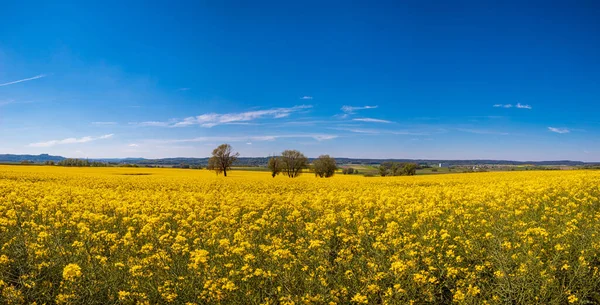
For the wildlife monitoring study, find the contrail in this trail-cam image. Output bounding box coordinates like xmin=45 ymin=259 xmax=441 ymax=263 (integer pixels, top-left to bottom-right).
xmin=0 ymin=74 xmax=46 ymax=87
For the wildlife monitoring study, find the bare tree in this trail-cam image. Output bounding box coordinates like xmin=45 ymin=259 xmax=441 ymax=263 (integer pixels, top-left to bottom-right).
xmin=207 ymin=144 xmax=239 ymax=176
xmin=267 ymin=156 xmax=282 ymax=178
xmin=280 ymin=150 xmax=308 ymax=178
xmin=312 ymin=155 xmax=337 ymax=178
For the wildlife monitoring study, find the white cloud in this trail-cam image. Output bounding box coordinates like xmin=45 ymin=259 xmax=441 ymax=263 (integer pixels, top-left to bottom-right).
xmin=493 ymin=103 xmax=532 ymax=109
xmin=516 ymin=103 xmax=532 ymax=109
xmin=91 ymin=121 xmax=117 ymax=125
xmin=0 ymin=99 xmax=36 ymax=107
xmin=300 ymin=96 xmax=313 ymax=100
xmin=29 ymin=134 xmax=114 ymax=148
xmin=456 ymin=128 xmax=509 ymax=135
xmin=548 ymin=127 xmax=570 ymax=134
xmin=333 ymin=127 xmax=437 ymax=136
xmin=0 ymin=74 xmax=47 ymax=87
xmin=130 ymin=121 xmax=171 ymax=127
xmin=353 ymin=118 xmax=392 ymax=123
xmin=128 ymin=143 xmax=139 ymax=147
xmin=134 ymin=105 xmax=313 ymax=128
xmin=341 ymin=105 xmax=378 ymax=114
xmin=153 ymin=133 xmax=337 ymax=144
xmin=312 ymin=135 xmax=338 ymax=141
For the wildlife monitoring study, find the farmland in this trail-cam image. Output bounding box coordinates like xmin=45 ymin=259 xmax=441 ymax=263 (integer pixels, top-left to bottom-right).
xmin=1 ymin=166 xmax=600 ymax=304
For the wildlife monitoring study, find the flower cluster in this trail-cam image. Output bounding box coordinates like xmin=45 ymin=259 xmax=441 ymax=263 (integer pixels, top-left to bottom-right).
xmin=1 ymin=165 xmax=599 ymax=304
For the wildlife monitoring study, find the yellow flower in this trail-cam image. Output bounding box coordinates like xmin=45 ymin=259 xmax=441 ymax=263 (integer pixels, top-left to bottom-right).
xmin=350 ymin=293 xmax=368 ymax=304
xmin=118 ymin=291 xmax=131 ymax=301
xmin=62 ymin=263 xmax=82 ymax=281
xmin=189 ymin=249 xmax=210 ymax=269
xmin=453 ymin=289 xmax=466 ymax=302
xmin=568 ymin=294 xmax=578 ymax=303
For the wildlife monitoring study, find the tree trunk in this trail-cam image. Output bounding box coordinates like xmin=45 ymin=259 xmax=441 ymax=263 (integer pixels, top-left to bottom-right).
xmin=223 ymin=168 xmax=227 ymax=177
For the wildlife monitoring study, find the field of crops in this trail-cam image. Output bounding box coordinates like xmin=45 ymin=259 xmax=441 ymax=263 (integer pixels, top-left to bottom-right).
xmin=1 ymin=166 xmax=599 ymax=304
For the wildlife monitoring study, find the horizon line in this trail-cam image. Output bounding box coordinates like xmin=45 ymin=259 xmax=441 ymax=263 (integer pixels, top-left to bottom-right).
xmin=0 ymin=153 xmax=597 ymax=164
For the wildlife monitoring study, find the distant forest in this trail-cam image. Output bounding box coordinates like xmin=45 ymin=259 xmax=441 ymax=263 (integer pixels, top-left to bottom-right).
xmin=0 ymin=154 xmax=597 ymax=167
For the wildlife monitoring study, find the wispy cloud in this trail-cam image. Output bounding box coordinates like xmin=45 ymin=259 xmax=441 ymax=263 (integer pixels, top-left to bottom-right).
xmin=277 ymin=120 xmax=331 ymax=127
xmin=469 ymin=115 xmax=504 ymax=119
xmin=152 ymin=133 xmax=337 ymax=144
xmin=456 ymin=128 xmax=509 ymax=135
xmin=29 ymin=134 xmax=114 ymax=148
xmin=0 ymin=99 xmax=36 ymax=107
xmin=0 ymin=99 xmax=16 ymax=106
xmin=341 ymin=105 xmax=378 ymax=114
xmin=548 ymin=127 xmax=570 ymax=134
xmin=0 ymin=74 xmax=47 ymax=87
xmin=128 ymin=143 xmax=139 ymax=147
xmin=312 ymin=135 xmax=338 ymax=140
xmin=353 ymin=118 xmax=392 ymax=123
xmin=332 ymin=127 xmax=439 ymax=136
xmin=493 ymin=103 xmax=532 ymax=109
xmin=91 ymin=121 xmax=117 ymax=126
xmin=132 ymin=105 xmax=312 ymax=128
xmin=130 ymin=121 xmax=171 ymax=127
xmin=300 ymin=96 xmax=313 ymax=100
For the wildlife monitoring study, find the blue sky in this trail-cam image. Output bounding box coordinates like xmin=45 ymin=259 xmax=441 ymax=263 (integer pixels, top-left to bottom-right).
xmin=1 ymin=1 xmax=599 ymax=161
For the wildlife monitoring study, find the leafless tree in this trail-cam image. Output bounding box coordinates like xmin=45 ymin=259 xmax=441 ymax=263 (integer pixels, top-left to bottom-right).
xmin=207 ymin=144 xmax=239 ymax=176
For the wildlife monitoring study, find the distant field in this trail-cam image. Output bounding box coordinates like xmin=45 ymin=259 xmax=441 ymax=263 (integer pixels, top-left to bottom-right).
xmin=1 ymin=165 xmax=600 ymax=303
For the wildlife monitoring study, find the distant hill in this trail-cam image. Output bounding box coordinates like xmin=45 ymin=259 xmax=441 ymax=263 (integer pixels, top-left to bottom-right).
xmin=0 ymin=154 xmax=597 ymax=167
xmin=0 ymin=154 xmax=65 ymax=163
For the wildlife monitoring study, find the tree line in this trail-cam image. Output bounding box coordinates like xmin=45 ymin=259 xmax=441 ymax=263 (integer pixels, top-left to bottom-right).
xmin=43 ymin=159 xmax=142 ymax=168
xmin=56 ymin=159 xmax=110 ymax=167
xmin=207 ymin=144 xmax=417 ymax=178
xmin=377 ymin=161 xmax=417 ymax=176
xmin=29 ymin=144 xmax=418 ymax=178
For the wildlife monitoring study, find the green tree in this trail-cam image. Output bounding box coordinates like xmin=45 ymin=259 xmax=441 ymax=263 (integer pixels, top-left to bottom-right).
xmin=342 ymin=167 xmax=355 ymax=175
xmin=312 ymin=155 xmax=337 ymax=178
xmin=267 ymin=156 xmax=282 ymax=178
xmin=378 ymin=165 xmax=387 ymax=176
xmin=378 ymin=162 xmax=418 ymax=176
xmin=207 ymin=144 xmax=239 ymax=177
xmin=280 ymin=150 xmax=308 ymax=178
xmin=402 ymin=163 xmax=418 ymax=176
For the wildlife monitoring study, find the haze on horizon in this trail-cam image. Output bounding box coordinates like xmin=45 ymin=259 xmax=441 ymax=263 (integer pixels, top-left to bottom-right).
xmin=1 ymin=1 xmax=599 ymax=162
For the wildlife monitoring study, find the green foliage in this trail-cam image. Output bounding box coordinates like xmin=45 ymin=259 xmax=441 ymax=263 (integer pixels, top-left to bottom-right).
xmin=342 ymin=167 xmax=356 ymax=175
xmin=57 ymin=159 xmax=108 ymax=167
xmin=207 ymin=144 xmax=239 ymax=177
xmin=312 ymin=155 xmax=337 ymax=178
xmin=267 ymin=156 xmax=282 ymax=178
xmin=378 ymin=162 xmax=418 ymax=177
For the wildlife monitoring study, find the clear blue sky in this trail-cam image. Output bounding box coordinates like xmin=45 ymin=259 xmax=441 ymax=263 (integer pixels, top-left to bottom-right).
xmin=1 ymin=1 xmax=599 ymax=161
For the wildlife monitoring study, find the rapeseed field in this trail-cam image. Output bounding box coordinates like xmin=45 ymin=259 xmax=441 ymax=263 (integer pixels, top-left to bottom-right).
xmin=1 ymin=166 xmax=599 ymax=304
